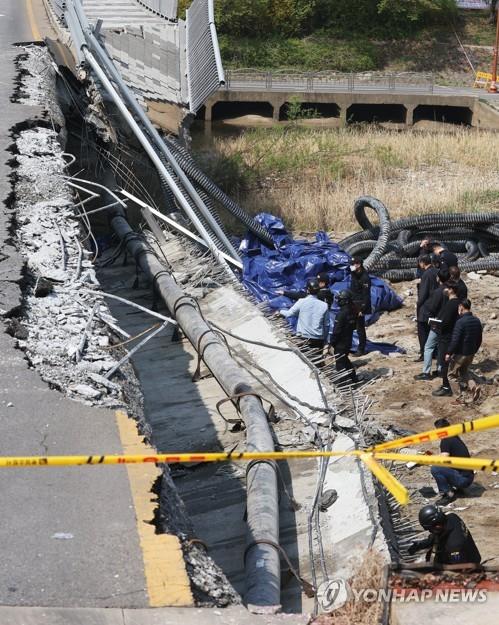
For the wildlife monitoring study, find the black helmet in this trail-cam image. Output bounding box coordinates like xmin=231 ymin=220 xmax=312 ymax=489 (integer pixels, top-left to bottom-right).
xmin=336 ymin=289 xmax=352 ymax=307
xmin=307 ymin=279 xmax=320 ymax=295
xmin=317 ymin=272 xmax=330 ymax=286
xmin=419 ymin=505 xmax=446 ymax=532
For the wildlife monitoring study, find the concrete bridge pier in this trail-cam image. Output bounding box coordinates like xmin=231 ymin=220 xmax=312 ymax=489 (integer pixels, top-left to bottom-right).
xmin=201 ymin=89 xmax=499 ymax=130
xmin=406 ymin=104 xmax=415 ymax=126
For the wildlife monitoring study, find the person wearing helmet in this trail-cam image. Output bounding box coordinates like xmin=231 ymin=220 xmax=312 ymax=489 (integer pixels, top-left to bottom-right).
xmin=329 ymin=289 xmax=358 ymax=386
xmin=349 ymin=257 xmax=371 ymax=356
xmin=407 ymin=505 xmax=481 ymax=566
xmin=280 ymin=279 xmax=330 ymax=363
xmin=277 ymin=272 xmax=333 ymax=309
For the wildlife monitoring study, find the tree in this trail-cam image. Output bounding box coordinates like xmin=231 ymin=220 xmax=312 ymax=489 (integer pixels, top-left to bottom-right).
xmin=377 ymin=0 xmax=457 ymax=25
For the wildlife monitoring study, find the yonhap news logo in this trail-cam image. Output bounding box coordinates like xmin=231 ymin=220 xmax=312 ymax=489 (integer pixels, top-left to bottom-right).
xmin=317 ymin=579 xmax=488 ymax=612
xmin=317 ymin=578 xmax=351 ymax=611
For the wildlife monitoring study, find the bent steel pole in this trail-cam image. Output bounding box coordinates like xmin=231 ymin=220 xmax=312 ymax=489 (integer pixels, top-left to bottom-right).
xmin=70 ymin=0 xmax=240 ymax=263
xmin=80 ymin=47 xmax=233 ymax=272
xmin=108 ymin=209 xmax=280 ymax=610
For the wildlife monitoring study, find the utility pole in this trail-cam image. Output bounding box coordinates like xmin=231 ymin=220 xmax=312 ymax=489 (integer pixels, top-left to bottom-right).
xmin=490 ymin=1 xmax=499 ymax=92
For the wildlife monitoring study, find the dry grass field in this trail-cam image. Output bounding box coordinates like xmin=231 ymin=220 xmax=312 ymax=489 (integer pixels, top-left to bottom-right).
xmin=198 ymin=124 xmax=499 ymax=235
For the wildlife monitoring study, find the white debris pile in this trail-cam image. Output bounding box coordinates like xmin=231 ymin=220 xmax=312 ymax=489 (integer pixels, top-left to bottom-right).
xmin=14 ymin=46 xmax=64 ymax=127
xmin=13 ymin=124 xmax=126 ymax=407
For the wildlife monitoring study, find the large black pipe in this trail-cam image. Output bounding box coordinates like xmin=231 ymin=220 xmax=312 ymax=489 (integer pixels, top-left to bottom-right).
xmin=108 ymin=209 xmax=281 ymax=611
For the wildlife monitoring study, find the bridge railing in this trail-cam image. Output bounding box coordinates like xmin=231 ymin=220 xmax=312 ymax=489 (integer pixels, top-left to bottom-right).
xmin=223 ymin=70 xmax=434 ymax=94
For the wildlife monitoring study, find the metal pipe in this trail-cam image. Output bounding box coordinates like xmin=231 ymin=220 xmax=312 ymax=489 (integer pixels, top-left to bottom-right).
xmin=79 ymin=46 xmax=234 ymax=272
xmin=490 ymin=5 xmax=499 ymax=93
xmin=121 ymin=189 xmax=243 ymax=269
xmin=70 ymin=0 xmax=240 ymax=263
xmin=107 ymin=210 xmax=280 ymax=610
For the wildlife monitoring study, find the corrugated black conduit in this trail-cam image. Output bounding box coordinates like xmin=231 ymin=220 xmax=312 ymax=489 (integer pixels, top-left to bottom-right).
xmin=156 ymin=151 xmax=232 ymax=254
xmin=353 ymin=197 xmax=392 ymax=270
xmin=164 ymin=136 xmax=275 ymax=248
xmin=339 ymin=196 xmax=499 ymax=281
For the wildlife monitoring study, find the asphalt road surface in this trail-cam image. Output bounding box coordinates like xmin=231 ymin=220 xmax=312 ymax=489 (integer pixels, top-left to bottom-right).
xmin=0 ymin=0 xmax=149 ymax=608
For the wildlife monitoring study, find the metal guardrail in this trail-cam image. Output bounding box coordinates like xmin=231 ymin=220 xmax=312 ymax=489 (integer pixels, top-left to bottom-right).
xmin=186 ymin=0 xmax=225 ymax=113
xmin=135 ymin=0 xmax=178 ymax=20
xmin=222 ymin=69 xmax=434 ymax=94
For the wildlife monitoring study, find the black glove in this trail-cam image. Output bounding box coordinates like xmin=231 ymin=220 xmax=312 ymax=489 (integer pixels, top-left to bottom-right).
xmin=407 ymin=542 xmax=420 ymax=555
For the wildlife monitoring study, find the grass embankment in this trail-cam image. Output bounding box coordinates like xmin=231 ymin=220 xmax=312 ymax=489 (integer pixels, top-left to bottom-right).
xmin=195 ymin=125 xmax=499 ymax=234
xmin=219 ymin=11 xmax=496 ymax=87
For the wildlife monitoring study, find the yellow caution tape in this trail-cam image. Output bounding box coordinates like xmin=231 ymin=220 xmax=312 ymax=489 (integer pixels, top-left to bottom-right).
xmin=1 ymin=450 xmax=496 ymax=472
xmin=0 ymin=414 xmax=497 ymax=506
xmin=361 ymin=453 xmax=409 ymax=505
xmin=369 ymin=414 xmax=499 ymax=452
xmin=0 ymin=450 xmax=356 ymax=468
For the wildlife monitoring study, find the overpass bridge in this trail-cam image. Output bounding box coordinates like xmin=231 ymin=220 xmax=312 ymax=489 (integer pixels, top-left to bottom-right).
xmin=203 ymin=69 xmax=499 ymax=129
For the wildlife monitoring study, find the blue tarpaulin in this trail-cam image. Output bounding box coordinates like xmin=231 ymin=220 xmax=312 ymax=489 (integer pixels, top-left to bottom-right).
xmin=239 ymin=213 xmax=404 ymax=354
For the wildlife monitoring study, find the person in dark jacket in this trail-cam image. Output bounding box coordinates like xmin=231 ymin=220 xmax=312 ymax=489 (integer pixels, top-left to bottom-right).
xmin=432 ymin=244 xmax=458 ymax=270
xmin=449 ymin=266 xmax=468 ymax=300
xmin=415 ymin=255 xmax=439 ymax=361
xmin=416 ymin=239 xmax=435 ymax=278
xmin=414 ymin=269 xmax=450 ymax=380
xmin=407 ymin=505 xmax=481 ymax=566
xmin=432 ymin=283 xmax=461 ymax=397
xmin=349 ymin=257 xmax=371 ymax=356
xmin=317 ymin=272 xmax=333 ymax=308
xmin=418 ymin=238 xmax=435 ymax=258
xmin=330 ymin=290 xmax=357 ymax=386
xmin=445 ymin=299 xmax=482 ymax=395
xmin=430 ymin=418 xmax=474 ymax=505
xmin=278 ymin=272 xmax=333 ymax=308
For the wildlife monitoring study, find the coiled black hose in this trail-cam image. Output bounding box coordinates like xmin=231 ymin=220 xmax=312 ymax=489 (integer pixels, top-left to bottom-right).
xmin=338 ymin=226 xmax=380 ymax=249
xmin=345 ymin=240 xmax=377 ymax=256
xmin=397 ymin=229 xmax=411 ymax=246
xmin=465 ymin=240 xmax=480 ymax=261
xmin=478 ymin=240 xmax=490 ymax=258
xmin=164 ymin=136 xmax=275 ymax=248
xmin=353 ymin=197 xmax=392 ymax=270
xmin=458 ymin=256 xmax=499 ymax=272
xmin=343 ymin=197 xmax=499 ymax=282
xmin=389 ymin=212 xmax=499 ymax=233
xmin=377 ymin=268 xmax=418 ymax=282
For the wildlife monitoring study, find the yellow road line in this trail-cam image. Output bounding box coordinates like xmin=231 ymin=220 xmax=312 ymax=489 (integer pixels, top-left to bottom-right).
xmin=115 ymin=410 xmax=193 ymax=607
xmin=26 ymin=0 xmax=42 ymax=41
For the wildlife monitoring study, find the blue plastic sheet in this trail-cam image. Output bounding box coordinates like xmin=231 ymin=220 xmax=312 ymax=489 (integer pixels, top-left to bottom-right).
xmin=239 ymin=213 xmax=404 ymax=354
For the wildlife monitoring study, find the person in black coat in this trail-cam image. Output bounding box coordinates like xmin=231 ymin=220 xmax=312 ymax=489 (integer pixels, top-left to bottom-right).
xmin=432 ymin=283 xmax=461 ymax=397
xmin=416 ymin=255 xmax=439 ymax=361
xmin=408 ymin=505 xmax=481 ymax=565
xmin=445 ymin=299 xmax=482 ymax=395
xmin=317 ymin=272 xmax=333 ymax=309
xmin=330 ymin=290 xmax=357 ymax=386
xmin=449 ymin=266 xmax=468 ymax=300
xmin=413 ymin=269 xmax=450 ymax=379
xmin=349 ymin=257 xmax=371 ymax=356
xmin=432 ymin=244 xmax=459 ymax=271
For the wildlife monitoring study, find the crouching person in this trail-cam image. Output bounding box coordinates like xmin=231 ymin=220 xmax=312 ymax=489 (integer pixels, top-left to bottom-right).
xmin=280 ymin=279 xmax=329 ymax=365
xmin=407 ymin=505 xmax=481 ymax=566
xmin=431 ymin=418 xmax=474 ymax=506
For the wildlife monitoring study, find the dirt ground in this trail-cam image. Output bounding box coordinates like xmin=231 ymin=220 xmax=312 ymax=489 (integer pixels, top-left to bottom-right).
xmin=356 ymin=270 xmax=499 ymax=560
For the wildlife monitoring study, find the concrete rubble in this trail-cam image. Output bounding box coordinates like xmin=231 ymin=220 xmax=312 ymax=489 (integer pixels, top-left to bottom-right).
xmin=7 ymin=48 xmax=137 ymax=411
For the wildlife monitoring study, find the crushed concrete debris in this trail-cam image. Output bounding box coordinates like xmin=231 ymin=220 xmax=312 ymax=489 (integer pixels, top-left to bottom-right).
xmin=8 ymin=47 xmax=136 ymax=410
xmin=13 ymin=47 xmax=64 ymax=128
